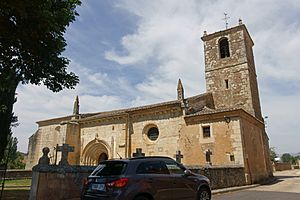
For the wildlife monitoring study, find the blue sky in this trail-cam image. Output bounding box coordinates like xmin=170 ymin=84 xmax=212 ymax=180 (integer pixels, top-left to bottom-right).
xmin=13 ymin=0 xmax=300 ymax=155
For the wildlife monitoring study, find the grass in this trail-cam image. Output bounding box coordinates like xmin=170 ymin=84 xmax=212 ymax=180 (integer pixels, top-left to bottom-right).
xmin=3 ymin=179 xmax=31 ymax=187
xmin=0 ymin=179 xmax=31 ymax=200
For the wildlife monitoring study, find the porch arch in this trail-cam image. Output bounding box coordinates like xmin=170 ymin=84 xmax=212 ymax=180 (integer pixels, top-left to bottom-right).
xmin=81 ymin=139 xmax=111 ymax=166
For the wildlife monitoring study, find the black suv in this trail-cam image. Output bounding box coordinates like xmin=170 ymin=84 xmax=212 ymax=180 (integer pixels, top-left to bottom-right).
xmin=81 ymin=156 xmax=211 ymax=200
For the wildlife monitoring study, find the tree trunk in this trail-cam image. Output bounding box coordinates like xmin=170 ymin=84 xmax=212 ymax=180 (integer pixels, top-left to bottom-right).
xmin=0 ymin=76 xmax=18 ymax=162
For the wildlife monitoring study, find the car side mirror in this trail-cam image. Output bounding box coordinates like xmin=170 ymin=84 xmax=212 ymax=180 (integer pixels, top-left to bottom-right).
xmin=184 ymin=169 xmax=192 ymax=176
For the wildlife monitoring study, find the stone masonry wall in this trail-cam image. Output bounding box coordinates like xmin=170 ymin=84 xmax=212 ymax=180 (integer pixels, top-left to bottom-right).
xmin=130 ymin=108 xmax=183 ymax=158
xmin=80 ymin=106 xmax=183 ymax=163
xmin=273 ymin=163 xmax=292 ymax=171
xmin=240 ymin=117 xmax=269 ymax=183
xmin=203 ymin=28 xmax=247 ymax=72
xmin=30 ymin=165 xmax=95 ymax=200
xmin=65 ymin=123 xmax=81 ymax=165
xmin=203 ymin=25 xmax=258 ymax=118
xmin=206 ymin=63 xmax=254 ymax=115
xmin=245 ymin=33 xmax=262 ymax=120
xmin=182 ymin=117 xmax=244 ymax=167
xmin=26 ymin=131 xmax=40 ymax=169
xmin=2 ymin=170 xmax=32 ymax=180
xmin=26 ymin=123 xmax=68 ymax=169
xmin=80 ymin=117 xmax=127 ymax=163
xmin=29 ymin=165 xmax=245 ymax=199
xmin=188 ymin=165 xmax=246 ymax=189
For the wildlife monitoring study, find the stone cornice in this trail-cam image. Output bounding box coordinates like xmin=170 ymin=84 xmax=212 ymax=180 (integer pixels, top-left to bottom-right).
xmin=201 ymin=24 xmax=254 ymax=46
xmin=185 ymin=108 xmax=265 ymax=128
xmin=37 ymin=115 xmax=74 ymax=126
xmin=80 ymin=105 xmax=182 ymax=125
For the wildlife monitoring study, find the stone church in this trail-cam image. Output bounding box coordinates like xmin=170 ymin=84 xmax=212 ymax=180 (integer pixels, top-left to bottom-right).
xmin=26 ymin=22 xmax=273 ymax=183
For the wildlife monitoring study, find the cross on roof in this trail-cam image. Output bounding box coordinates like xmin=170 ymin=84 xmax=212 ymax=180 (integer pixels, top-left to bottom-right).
xmin=223 ymin=13 xmax=230 ymax=29
xmin=57 ymin=143 xmax=74 ymax=165
xmin=175 ymin=150 xmax=183 ymax=163
xmin=132 ymin=148 xmax=145 ymax=158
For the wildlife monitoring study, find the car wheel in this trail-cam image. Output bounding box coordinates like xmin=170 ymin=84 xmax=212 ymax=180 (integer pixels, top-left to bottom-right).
xmin=133 ymin=195 xmax=150 ymax=200
xmin=198 ymin=187 xmax=211 ymax=200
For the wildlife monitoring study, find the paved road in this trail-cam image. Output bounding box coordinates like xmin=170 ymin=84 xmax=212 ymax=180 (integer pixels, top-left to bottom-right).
xmin=213 ymin=169 xmax=300 ymax=200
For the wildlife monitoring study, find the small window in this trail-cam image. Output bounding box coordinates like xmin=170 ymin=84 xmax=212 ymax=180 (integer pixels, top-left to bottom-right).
xmin=147 ymin=127 xmax=159 ymax=141
xmin=225 ymin=79 xmax=229 ymax=89
xmin=136 ymin=161 xmax=168 ymax=174
xmin=230 ymin=155 xmax=235 ymax=162
xmin=219 ymin=38 xmax=230 ymax=58
xmin=203 ymin=126 xmax=211 ymax=138
xmin=206 ymin=150 xmax=212 ymax=163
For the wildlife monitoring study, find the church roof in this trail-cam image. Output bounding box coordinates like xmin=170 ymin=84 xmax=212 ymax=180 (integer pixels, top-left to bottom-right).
xmin=80 ymin=99 xmax=181 ymax=121
xmin=80 ymin=92 xmax=215 ymax=121
xmin=186 ymin=106 xmax=241 ymax=116
xmin=36 ymin=92 xmax=215 ymax=124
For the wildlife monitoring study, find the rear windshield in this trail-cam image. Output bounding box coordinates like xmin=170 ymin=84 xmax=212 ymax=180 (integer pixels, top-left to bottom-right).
xmin=91 ymin=161 xmax=128 ymax=176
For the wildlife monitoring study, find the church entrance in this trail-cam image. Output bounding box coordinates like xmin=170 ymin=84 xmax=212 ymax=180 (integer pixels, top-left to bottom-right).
xmin=81 ymin=139 xmax=110 ymax=166
xmin=98 ymin=153 xmax=108 ymax=163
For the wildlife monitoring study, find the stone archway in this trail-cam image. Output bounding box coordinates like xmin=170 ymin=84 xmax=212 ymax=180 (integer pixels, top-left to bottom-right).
xmin=81 ymin=139 xmax=110 ymax=166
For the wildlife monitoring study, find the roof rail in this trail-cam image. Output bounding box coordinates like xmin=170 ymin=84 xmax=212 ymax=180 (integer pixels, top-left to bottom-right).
xmin=129 ymin=156 xmax=172 ymax=160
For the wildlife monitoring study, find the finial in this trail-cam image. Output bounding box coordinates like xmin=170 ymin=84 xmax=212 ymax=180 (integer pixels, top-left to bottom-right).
xmin=203 ymin=30 xmax=207 ymax=36
xmin=238 ymin=18 xmax=243 ymax=25
xmin=177 ymin=79 xmax=184 ymax=101
xmin=223 ymin=13 xmax=230 ymax=29
xmin=73 ymin=95 xmax=79 ymax=115
xmin=177 ymin=78 xmax=183 ymax=89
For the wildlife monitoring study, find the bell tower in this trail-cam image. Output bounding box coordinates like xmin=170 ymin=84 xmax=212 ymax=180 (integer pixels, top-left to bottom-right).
xmin=201 ymin=20 xmax=262 ymax=120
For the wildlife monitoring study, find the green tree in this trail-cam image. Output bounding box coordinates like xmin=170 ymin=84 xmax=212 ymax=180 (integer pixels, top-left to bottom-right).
xmin=269 ymin=147 xmax=277 ymax=163
xmin=0 ymin=0 xmax=81 ymax=162
xmin=0 ymin=136 xmax=25 ymax=169
xmin=281 ymin=153 xmax=295 ymax=164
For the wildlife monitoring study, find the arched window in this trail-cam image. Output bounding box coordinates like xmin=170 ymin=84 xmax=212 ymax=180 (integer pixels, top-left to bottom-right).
xmin=219 ymin=38 xmax=230 ymax=58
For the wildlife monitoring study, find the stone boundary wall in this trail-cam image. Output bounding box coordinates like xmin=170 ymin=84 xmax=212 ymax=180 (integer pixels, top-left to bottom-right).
xmin=187 ymin=165 xmax=246 ymax=189
xmin=30 ymin=164 xmax=247 ymax=199
xmin=30 ymin=165 xmax=95 ymax=200
xmin=0 ymin=170 xmax=32 ymax=179
xmin=273 ymin=163 xmax=292 ymax=171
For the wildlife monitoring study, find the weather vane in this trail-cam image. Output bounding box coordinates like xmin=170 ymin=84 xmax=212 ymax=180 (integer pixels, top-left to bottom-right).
xmin=223 ymin=13 xmax=230 ymax=29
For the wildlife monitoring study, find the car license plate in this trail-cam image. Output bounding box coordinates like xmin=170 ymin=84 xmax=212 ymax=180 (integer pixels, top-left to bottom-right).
xmin=91 ymin=183 xmax=106 ymax=191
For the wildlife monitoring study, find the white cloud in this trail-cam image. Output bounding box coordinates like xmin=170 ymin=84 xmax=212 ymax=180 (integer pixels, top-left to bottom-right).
xmin=106 ymin=0 xmax=206 ymax=102
xmin=13 ymin=0 xmax=300 ymax=155
xmin=107 ymin=0 xmax=300 ymax=154
xmin=13 ymin=61 xmax=124 ymax=152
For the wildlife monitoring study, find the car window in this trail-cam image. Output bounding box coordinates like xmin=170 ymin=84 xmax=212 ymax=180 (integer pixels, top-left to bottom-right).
xmin=164 ymin=160 xmax=185 ymax=174
xmin=136 ymin=161 xmax=169 ymax=174
xmin=91 ymin=161 xmax=127 ymax=176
